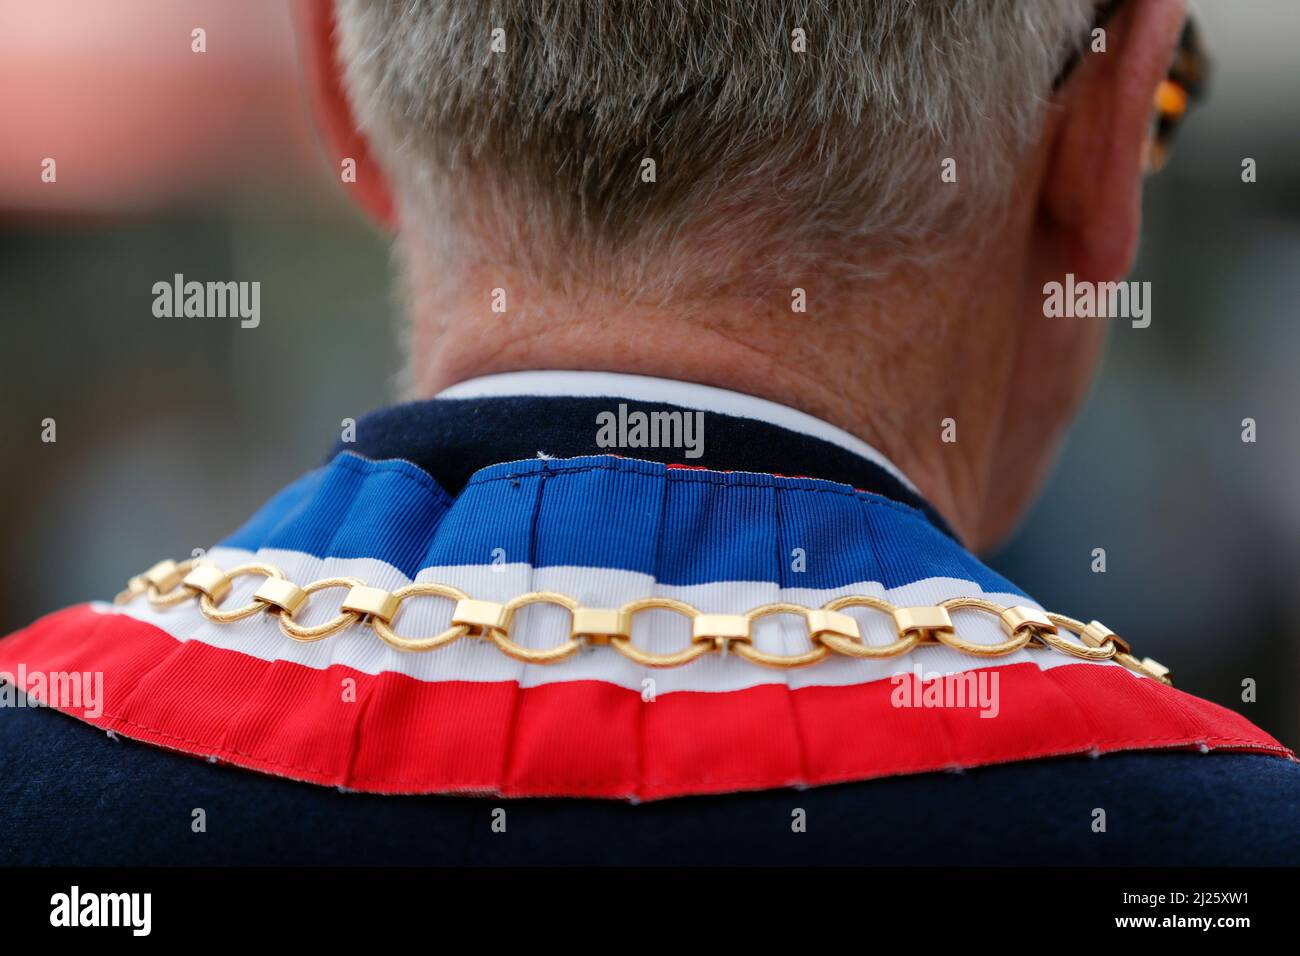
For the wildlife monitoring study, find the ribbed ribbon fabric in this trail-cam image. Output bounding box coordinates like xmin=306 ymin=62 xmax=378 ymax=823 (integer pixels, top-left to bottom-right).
xmin=0 ymin=452 xmax=1288 ymax=798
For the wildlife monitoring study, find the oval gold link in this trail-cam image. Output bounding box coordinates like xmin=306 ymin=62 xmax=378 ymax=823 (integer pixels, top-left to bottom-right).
xmin=278 ymin=576 xmax=365 ymax=642
xmin=818 ymin=595 xmax=920 ymax=658
xmin=1113 ymin=650 xmax=1173 ymax=684
xmin=114 ymin=576 xmax=148 ymax=606
xmin=621 ymin=596 xmax=698 ymax=616
xmin=1046 ymin=612 xmax=1087 ymax=634
xmin=502 ymin=591 xmax=579 ymax=615
xmin=730 ymin=602 xmax=830 ymax=669
xmin=1039 ymin=613 xmax=1118 ymax=661
xmin=146 ymin=559 xmax=199 ymax=609
xmin=116 ymin=561 xmax=171 ymax=605
xmin=747 ymin=601 xmax=806 ymax=617
xmin=369 ymin=582 xmax=471 ymax=652
xmin=611 ymin=597 xmax=713 ymax=668
xmin=932 ymin=596 xmax=1031 ymax=656
xmin=197 ymin=563 xmax=286 ymax=623
xmin=610 ymin=638 xmax=713 ymax=668
xmin=817 ymin=633 xmax=919 ymax=658
xmin=731 ymin=641 xmax=829 ymax=669
xmin=938 ymin=596 xmax=1005 ymax=615
xmin=487 ymin=592 xmax=582 ymax=664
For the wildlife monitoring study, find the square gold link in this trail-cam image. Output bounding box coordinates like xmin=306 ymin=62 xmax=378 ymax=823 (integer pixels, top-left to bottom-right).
xmin=571 ymin=607 xmax=631 ymax=645
xmin=1080 ymin=620 xmax=1130 ymax=653
xmin=1079 ymin=620 xmax=1112 ymax=647
xmin=892 ymin=606 xmax=954 ymax=637
xmin=143 ymin=559 xmax=182 ymax=593
xmin=182 ymin=564 xmax=231 ymax=603
xmin=341 ymin=585 xmax=400 ymax=624
xmin=1000 ymin=605 xmax=1056 ymax=638
xmin=253 ymin=578 xmax=307 ymax=618
xmin=452 ymin=599 xmax=510 ymax=633
xmin=807 ymin=609 xmax=861 ymax=642
xmin=1141 ymin=657 xmax=1170 ymax=681
xmin=692 ymin=614 xmax=752 ymax=645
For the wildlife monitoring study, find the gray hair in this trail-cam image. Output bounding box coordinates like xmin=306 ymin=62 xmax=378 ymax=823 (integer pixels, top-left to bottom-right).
xmin=336 ymin=0 xmax=1095 ymax=297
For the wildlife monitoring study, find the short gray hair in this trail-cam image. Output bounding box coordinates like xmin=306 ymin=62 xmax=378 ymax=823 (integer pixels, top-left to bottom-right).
xmin=336 ymin=0 xmax=1094 ymax=296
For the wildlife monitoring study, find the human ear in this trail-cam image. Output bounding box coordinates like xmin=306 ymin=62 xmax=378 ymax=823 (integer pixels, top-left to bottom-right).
xmin=1040 ymin=0 xmax=1188 ymax=282
xmin=293 ymin=0 xmax=396 ymax=229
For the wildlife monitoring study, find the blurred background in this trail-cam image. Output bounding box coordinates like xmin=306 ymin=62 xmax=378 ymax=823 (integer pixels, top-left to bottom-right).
xmin=1 ymin=1 xmax=1297 ymax=746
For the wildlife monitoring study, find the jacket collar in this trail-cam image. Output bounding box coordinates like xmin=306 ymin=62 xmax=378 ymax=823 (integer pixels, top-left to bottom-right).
xmin=335 ymin=370 xmax=956 ymax=539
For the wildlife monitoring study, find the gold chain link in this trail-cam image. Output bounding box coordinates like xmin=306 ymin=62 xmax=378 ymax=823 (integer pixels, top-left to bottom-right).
xmin=111 ymin=558 xmax=1173 ymax=683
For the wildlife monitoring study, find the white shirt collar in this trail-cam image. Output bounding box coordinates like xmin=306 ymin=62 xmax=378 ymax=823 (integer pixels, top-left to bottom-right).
xmin=436 ymin=370 xmax=918 ymax=493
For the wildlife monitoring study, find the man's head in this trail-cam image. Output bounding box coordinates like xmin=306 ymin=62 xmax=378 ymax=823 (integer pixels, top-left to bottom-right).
xmin=337 ymin=0 xmax=1096 ymax=292
xmin=318 ymin=0 xmax=1190 ymax=549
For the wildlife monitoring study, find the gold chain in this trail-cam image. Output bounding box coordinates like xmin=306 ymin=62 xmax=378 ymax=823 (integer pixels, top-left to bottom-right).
xmin=112 ymin=558 xmax=1173 ymax=683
